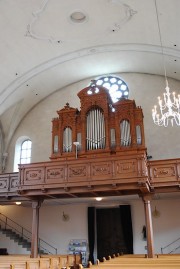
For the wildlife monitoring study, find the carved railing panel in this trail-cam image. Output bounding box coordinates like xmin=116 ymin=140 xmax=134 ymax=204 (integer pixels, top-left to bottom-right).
xmin=115 ymin=160 xmax=137 ymax=178
xmin=10 ymin=174 xmax=19 ymax=191
xmin=18 ymin=153 xmax=148 ymax=194
xmin=148 ymin=159 xmax=180 ymax=185
xmin=1 ymin=158 xmax=180 ymax=199
xmin=91 ymin=162 xmax=112 ymax=180
xmin=0 ymin=173 xmax=19 ymax=195
xmin=20 ymin=166 xmax=45 ymax=186
xmin=46 ymin=166 xmax=65 ymax=184
xmin=0 ymin=177 xmax=8 ymax=192
xmin=68 ymin=164 xmax=88 ymax=183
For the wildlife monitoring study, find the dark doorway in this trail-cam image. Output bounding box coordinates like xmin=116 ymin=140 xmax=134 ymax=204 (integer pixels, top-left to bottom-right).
xmin=96 ymin=207 xmax=133 ymax=261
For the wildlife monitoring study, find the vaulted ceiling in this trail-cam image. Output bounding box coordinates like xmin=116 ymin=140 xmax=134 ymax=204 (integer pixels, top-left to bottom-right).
xmin=0 ymin=0 xmax=180 ymax=144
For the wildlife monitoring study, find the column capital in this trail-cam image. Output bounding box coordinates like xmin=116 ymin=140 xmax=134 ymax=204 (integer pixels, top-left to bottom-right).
xmin=32 ymin=200 xmax=43 ymax=209
xmin=141 ymin=194 xmax=153 ymax=202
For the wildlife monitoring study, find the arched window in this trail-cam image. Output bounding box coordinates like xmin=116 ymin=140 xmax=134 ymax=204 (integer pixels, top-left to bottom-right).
xmin=89 ymin=75 xmax=129 ymax=103
xmin=20 ymin=140 xmax=32 ymax=164
xmin=14 ymin=137 xmax=32 ymax=172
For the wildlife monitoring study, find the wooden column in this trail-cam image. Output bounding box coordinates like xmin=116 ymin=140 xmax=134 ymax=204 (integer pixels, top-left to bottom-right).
xmin=31 ymin=200 xmax=42 ymax=258
xmin=142 ymin=195 xmax=154 ymax=258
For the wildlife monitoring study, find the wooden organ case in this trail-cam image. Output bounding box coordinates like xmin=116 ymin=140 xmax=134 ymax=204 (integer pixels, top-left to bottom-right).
xmin=50 ymin=85 xmax=146 ymax=160
xmin=17 ymin=84 xmax=150 ymax=199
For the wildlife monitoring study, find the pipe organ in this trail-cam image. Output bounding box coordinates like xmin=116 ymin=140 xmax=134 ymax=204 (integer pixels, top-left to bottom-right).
xmin=50 ymin=85 xmax=146 ymax=160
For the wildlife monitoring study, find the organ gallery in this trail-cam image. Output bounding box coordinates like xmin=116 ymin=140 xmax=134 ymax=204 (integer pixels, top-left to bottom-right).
xmin=1 ymin=83 xmax=180 ymax=258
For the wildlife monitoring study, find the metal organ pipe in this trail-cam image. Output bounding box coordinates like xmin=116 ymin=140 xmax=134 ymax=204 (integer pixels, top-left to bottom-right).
xmin=124 ymin=120 xmax=128 ymax=146
xmin=136 ymin=125 xmax=142 ymax=145
xmin=102 ymin=112 xmax=105 ymax=148
xmin=92 ymin=109 xmax=95 ymax=149
xmin=120 ymin=120 xmax=131 ymax=146
xmin=97 ymin=109 xmax=99 ymax=149
xmin=120 ymin=121 xmax=124 ymax=146
xmin=63 ymin=127 xmax=72 ymax=152
xmin=86 ymin=114 xmax=88 ymax=150
xmin=86 ymin=108 xmax=105 ymax=150
xmin=99 ymin=109 xmax=101 ymax=148
xmin=126 ymin=121 xmax=131 ymax=146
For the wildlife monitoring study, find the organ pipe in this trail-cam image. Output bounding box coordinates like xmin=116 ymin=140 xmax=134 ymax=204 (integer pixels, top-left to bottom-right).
xmin=120 ymin=120 xmax=131 ymax=146
xmin=63 ymin=127 xmax=72 ymax=152
xmin=86 ymin=108 xmax=105 ymax=151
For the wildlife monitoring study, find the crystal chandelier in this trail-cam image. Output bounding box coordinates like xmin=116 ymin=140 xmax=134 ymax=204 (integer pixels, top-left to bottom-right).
xmin=152 ymin=80 xmax=180 ymax=127
xmin=152 ymin=0 xmax=180 ymax=127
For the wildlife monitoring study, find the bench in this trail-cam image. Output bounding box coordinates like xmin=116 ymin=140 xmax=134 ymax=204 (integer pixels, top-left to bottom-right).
xmin=0 ymin=254 xmax=81 ymax=269
xmin=0 ymin=262 xmax=26 ymax=269
xmin=87 ymin=255 xmax=180 ymax=269
xmin=0 ymin=258 xmax=50 ymax=269
xmin=40 ymin=254 xmax=81 ymax=268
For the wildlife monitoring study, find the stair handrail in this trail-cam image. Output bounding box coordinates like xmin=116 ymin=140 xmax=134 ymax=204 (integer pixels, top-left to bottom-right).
xmin=161 ymin=237 xmax=180 ymax=254
xmin=0 ymin=213 xmax=31 ymax=241
xmin=169 ymin=245 xmax=180 ymax=254
xmin=38 ymin=238 xmax=58 ymax=255
xmin=39 ymin=237 xmax=57 ymax=251
xmin=0 ymin=212 xmax=57 ymax=254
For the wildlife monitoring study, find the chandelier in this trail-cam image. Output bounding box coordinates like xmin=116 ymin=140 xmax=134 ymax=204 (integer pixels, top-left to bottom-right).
xmin=152 ymin=0 xmax=180 ymax=127
xmin=152 ymin=80 xmax=180 ymax=127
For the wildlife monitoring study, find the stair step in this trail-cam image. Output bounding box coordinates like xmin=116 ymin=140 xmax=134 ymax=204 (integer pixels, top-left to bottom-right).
xmin=10 ymin=234 xmax=21 ymax=239
xmin=18 ymin=241 xmax=31 ymax=245
xmin=2 ymin=229 xmax=13 ymax=233
xmin=22 ymin=242 xmax=31 ymax=247
xmin=0 ymin=226 xmax=50 ymax=253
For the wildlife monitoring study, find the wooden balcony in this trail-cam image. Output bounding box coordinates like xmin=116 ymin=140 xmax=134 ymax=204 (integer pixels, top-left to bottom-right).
xmin=148 ymin=158 xmax=180 ymax=193
xmin=0 ymin=157 xmax=180 ymax=201
xmin=18 ymin=151 xmax=149 ymax=199
xmin=0 ymin=173 xmax=19 ymax=197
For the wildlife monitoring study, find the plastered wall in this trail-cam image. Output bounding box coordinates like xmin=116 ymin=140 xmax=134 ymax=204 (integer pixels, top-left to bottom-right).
xmin=5 ymin=73 xmax=180 ymax=172
xmin=0 ymin=198 xmax=180 ymax=255
xmin=1 ymin=73 xmax=180 ymax=256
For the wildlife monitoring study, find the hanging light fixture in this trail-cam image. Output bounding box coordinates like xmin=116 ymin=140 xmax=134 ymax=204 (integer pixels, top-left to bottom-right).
xmin=152 ymin=0 xmax=180 ymax=127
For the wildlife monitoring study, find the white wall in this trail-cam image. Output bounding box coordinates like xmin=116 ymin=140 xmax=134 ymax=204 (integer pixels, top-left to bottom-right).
xmin=5 ymin=73 xmax=180 ymax=172
xmin=1 ymin=73 xmax=180 ymax=256
xmin=1 ymin=198 xmax=180 ymax=255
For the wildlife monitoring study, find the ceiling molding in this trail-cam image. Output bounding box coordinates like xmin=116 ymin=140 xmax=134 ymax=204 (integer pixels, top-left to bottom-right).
xmin=0 ymin=43 xmax=179 ymax=112
xmin=0 ymin=45 xmax=178 ymax=114
xmin=26 ymin=0 xmax=137 ymax=43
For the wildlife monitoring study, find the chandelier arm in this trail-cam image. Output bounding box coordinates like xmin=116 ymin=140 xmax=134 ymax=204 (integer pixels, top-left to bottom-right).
xmin=152 ymin=1 xmax=180 ymax=127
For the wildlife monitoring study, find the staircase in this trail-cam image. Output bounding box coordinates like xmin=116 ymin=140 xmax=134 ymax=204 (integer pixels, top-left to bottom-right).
xmin=161 ymin=237 xmax=180 ymax=254
xmin=1 ymin=228 xmax=31 ymax=252
xmin=0 ymin=213 xmax=57 ymax=254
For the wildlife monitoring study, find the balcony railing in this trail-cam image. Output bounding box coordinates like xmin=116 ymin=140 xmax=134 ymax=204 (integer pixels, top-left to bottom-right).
xmin=0 ymin=157 xmax=180 ymax=199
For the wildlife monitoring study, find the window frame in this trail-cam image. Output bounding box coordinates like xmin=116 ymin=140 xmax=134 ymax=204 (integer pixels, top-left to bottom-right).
xmin=89 ymin=75 xmax=129 ymax=103
xmin=14 ymin=136 xmax=32 ymax=172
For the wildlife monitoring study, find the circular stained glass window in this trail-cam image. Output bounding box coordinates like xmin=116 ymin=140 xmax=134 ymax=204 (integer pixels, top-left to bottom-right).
xmin=89 ymin=75 xmax=129 ymax=103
